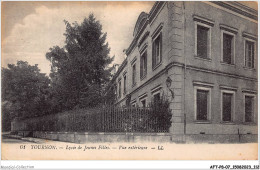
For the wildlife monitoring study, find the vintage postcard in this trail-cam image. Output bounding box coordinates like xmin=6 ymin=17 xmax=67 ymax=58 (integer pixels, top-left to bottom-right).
xmin=1 ymin=1 xmax=259 ymax=167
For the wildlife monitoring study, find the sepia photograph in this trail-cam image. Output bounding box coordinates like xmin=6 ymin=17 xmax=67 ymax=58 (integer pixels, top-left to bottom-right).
xmin=1 ymin=0 xmax=259 ymax=168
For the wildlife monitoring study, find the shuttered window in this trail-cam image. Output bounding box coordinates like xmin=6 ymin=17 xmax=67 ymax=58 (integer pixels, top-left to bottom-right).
xmin=223 ymin=33 xmax=233 ymax=64
xmin=245 ymin=40 xmax=254 ymax=68
xmin=152 ymin=32 xmax=162 ymax=68
xmin=245 ymin=96 xmax=254 ymax=122
xmin=114 ymin=84 xmax=117 ymax=99
xmin=140 ymin=51 xmax=147 ymax=79
xmin=197 ymin=25 xmax=209 ymax=59
xmin=222 ymin=93 xmax=232 ymax=122
xmin=118 ymin=80 xmax=121 ymax=98
xmin=153 ymin=93 xmax=160 ymax=103
xmin=196 ymin=90 xmax=208 ymax=121
xmin=123 ymin=74 xmax=126 ymax=94
xmin=132 ymin=64 xmax=136 ymax=86
xmin=141 ymin=99 xmax=146 ymax=108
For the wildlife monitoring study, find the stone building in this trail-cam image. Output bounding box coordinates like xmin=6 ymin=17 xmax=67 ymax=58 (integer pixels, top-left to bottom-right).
xmin=109 ymin=1 xmax=257 ymax=142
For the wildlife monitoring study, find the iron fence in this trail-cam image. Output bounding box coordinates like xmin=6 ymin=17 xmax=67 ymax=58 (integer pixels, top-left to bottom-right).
xmin=13 ymin=105 xmax=171 ymax=133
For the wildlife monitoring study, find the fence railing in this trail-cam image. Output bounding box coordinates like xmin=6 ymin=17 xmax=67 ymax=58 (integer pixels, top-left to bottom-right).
xmin=12 ymin=105 xmax=171 ymax=133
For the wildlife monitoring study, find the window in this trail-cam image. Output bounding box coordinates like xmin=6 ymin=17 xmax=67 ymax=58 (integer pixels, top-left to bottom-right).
xmin=132 ymin=102 xmax=137 ymax=107
xmin=141 ymin=99 xmax=146 ymax=108
xmin=196 ymin=90 xmax=208 ymax=120
xmin=118 ymin=80 xmax=121 ymax=98
xmin=195 ymin=22 xmax=212 ymax=60
xmin=197 ymin=25 xmax=209 ymax=59
xmin=194 ymin=16 xmax=214 ymax=59
xmin=222 ymin=92 xmax=234 ymax=122
xmin=245 ymin=95 xmax=254 ymax=122
xmin=222 ymin=32 xmax=234 ymax=64
xmin=194 ymin=86 xmax=211 ymax=121
xmin=132 ymin=64 xmax=136 ymax=87
xmin=153 ymin=93 xmax=160 ymax=103
xmin=114 ymin=84 xmax=117 ymax=99
xmin=140 ymin=51 xmax=147 ymax=79
xmin=245 ymin=40 xmax=255 ymax=68
xmin=152 ymin=32 xmax=162 ymax=68
xmin=139 ymin=93 xmax=147 ymax=108
xmin=151 ymin=85 xmax=162 ymax=103
xmin=220 ymin=90 xmax=235 ymax=123
xmin=123 ymin=74 xmax=127 ymax=94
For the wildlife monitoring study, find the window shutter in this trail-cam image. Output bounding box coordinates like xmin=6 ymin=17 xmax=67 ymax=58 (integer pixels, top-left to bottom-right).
xmin=222 ymin=93 xmax=232 ymax=122
xmin=197 ymin=90 xmax=208 ymax=121
xmin=160 ymin=32 xmax=163 ymax=62
xmin=152 ymin=41 xmax=155 ymax=68
xmin=252 ymin=44 xmax=254 ymax=68
xmin=132 ymin=66 xmax=134 ymax=85
xmin=140 ymin=55 xmax=143 ymax=78
xmin=197 ymin=26 xmax=208 ymax=59
xmin=245 ymin=42 xmax=248 ymax=67
xmin=223 ymin=34 xmax=232 ymax=64
xmin=245 ymin=96 xmax=254 ymax=122
xmin=144 ymin=52 xmax=147 ymax=75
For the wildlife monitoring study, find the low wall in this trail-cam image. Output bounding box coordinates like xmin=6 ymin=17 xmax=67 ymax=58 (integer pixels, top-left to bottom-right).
xmin=171 ymin=134 xmax=257 ymax=143
xmin=32 ymin=132 xmax=172 ymax=143
xmin=29 ymin=131 xmax=257 ymax=143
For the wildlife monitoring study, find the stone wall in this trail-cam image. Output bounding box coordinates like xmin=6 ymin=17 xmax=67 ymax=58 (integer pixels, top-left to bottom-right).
xmin=18 ymin=131 xmax=256 ymax=143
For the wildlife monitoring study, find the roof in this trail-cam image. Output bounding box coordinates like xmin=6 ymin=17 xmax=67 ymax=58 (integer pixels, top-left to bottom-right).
xmin=110 ymin=1 xmax=258 ymax=83
xmin=239 ymin=1 xmax=258 ymax=11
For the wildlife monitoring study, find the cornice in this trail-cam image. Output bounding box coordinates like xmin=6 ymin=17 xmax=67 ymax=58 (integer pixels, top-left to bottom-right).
xmin=148 ymin=1 xmax=166 ymax=25
xmin=111 ymin=59 xmax=127 ymax=82
xmin=193 ymin=15 xmax=215 ymax=27
xmin=138 ymin=31 xmax=150 ymax=48
xmin=186 ymin=65 xmax=257 ymax=82
xmin=211 ymin=1 xmax=257 ymax=21
xmin=113 ymin=61 xmax=257 ymax=104
xmin=219 ymin=24 xmax=238 ymax=34
xmin=242 ymin=32 xmax=258 ymax=40
xmin=126 ymin=39 xmax=137 ymax=56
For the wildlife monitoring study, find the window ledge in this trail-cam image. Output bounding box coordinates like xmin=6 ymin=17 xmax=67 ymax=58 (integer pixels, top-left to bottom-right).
xmin=152 ymin=62 xmax=162 ymax=71
xmin=220 ymin=121 xmax=236 ymax=125
xmin=194 ymin=121 xmax=211 ymax=124
xmin=140 ymin=74 xmax=147 ymax=81
xmin=220 ymin=62 xmax=235 ymax=67
xmin=243 ymin=66 xmax=255 ymax=71
xmin=194 ymin=56 xmax=211 ymax=62
xmin=242 ymin=122 xmax=257 ymax=126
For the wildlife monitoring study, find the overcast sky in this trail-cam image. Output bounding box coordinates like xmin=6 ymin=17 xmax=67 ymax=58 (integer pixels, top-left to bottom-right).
xmin=2 ymin=1 xmax=154 ymax=74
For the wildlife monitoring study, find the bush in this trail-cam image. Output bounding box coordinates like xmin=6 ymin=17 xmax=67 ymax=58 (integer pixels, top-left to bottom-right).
xmin=148 ymin=96 xmax=172 ymax=132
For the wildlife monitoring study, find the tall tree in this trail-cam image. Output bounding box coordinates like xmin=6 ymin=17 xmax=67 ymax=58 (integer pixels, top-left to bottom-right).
xmin=2 ymin=61 xmax=51 ymax=130
xmin=46 ymin=14 xmax=113 ymax=110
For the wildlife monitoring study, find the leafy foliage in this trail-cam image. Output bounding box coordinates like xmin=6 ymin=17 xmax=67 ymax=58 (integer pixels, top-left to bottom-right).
xmin=46 ymin=14 xmax=113 ymax=111
xmin=2 ymin=61 xmax=51 ymax=131
xmin=148 ymin=96 xmax=172 ymax=131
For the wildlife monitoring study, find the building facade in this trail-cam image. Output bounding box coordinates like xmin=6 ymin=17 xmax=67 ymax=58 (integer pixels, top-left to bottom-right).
xmin=110 ymin=1 xmax=257 ymax=142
